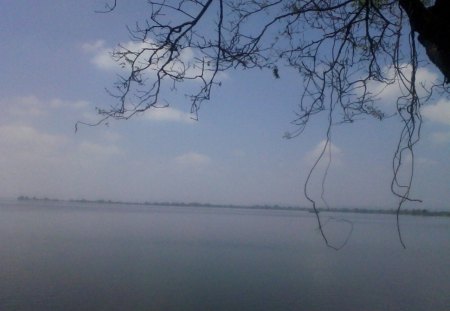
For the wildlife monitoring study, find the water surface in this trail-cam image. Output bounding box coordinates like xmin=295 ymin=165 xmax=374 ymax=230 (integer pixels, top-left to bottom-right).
xmin=0 ymin=200 xmax=449 ymax=310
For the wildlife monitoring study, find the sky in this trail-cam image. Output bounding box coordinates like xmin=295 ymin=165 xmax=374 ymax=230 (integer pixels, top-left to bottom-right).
xmin=1 ymin=1 xmax=449 ymax=209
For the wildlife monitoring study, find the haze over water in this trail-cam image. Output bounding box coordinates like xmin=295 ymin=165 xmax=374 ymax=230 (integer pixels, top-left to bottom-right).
xmin=1 ymin=200 xmax=449 ymax=310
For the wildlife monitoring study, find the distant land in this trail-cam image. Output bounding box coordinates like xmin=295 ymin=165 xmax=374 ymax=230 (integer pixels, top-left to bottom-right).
xmin=16 ymin=196 xmax=450 ymax=217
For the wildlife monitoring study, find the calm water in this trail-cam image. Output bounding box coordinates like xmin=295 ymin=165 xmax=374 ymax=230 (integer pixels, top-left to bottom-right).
xmin=0 ymin=200 xmax=449 ymax=311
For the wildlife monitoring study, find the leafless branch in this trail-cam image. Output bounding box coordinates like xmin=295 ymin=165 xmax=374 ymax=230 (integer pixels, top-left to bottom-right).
xmin=84 ymin=0 xmax=450 ymax=247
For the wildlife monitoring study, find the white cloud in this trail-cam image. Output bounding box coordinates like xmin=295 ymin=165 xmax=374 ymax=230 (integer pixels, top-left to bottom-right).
xmin=0 ymin=125 xmax=69 ymax=178
xmin=81 ymin=40 xmax=106 ymax=53
xmin=48 ymin=98 xmax=89 ymax=110
xmin=99 ymin=130 xmax=122 ymax=143
xmin=83 ymin=39 xmax=227 ymax=81
xmin=430 ymin=131 xmax=450 ymax=144
xmin=174 ymin=152 xmax=211 ymax=167
xmin=415 ymin=157 xmax=438 ymax=167
xmin=305 ymin=140 xmax=342 ymax=166
xmin=8 ymin=95 xmax=46 ymax=117
xmin=83 ymin=39 xmax=174 ymax=72
xmin=415 ymin=67 xmax=438 ymax=88
xmin=422 ymin=99 xmax=450 ymax=126
xmin=78 ymin=141 xmax=122 ymax=157
xmin=401 ymin=152 xmax=438 ymax=167
xmin=82 ymin=40 xmax=117 ymax=70
xmin=364 ymin=65 xmax=439 ymax=109
xmin=0 ymin=124 xmax=121 ymax=161
xmin=0 ymin=125 xmax=66 ymax=154
xmin=1 ymin=96 xmax=90 ymax=122
xmin=143 ymin=107 xmax=195 ymax=123
xmin=0 ymin=122 xmax=126 ymax=199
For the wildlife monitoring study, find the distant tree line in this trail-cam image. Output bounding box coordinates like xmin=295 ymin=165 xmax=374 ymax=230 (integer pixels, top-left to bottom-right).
xmin=17 ymin=196 xmax=450 ymax=217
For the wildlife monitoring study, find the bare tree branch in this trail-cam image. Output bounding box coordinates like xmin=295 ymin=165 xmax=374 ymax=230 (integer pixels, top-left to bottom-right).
xmin=83 ymin=0 xmax=450 ymax=248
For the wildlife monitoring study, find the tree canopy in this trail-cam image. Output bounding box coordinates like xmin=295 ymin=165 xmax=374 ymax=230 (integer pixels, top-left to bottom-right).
xmin=84 ymin=0 xmax=450 ymax=248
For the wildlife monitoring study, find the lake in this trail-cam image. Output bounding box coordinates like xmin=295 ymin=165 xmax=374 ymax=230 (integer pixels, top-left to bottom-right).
xmin=0 ymin=200 xmax=449 ymax=310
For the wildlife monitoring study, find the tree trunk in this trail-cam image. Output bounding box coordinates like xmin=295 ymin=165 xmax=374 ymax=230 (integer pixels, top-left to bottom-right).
xmin=399 ymin=0 xmax=450 ymax=83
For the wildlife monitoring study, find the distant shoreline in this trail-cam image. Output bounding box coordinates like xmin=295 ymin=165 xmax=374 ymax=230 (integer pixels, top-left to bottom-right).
xmin=15 ymin=196 xmax=450 ymax=217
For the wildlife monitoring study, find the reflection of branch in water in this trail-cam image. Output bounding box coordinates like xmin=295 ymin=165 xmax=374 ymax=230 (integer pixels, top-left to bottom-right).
xmin=318 ymin=216 xmax=354 ymax=250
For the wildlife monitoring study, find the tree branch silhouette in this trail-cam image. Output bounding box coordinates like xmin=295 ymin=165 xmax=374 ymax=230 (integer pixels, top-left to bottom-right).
xmin=82 ymin=0 xmax=450 ymax=247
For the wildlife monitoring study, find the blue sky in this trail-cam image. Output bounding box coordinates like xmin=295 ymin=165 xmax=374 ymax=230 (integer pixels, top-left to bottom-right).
xmin=1 ymin=1 xmax=449 ymax=209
